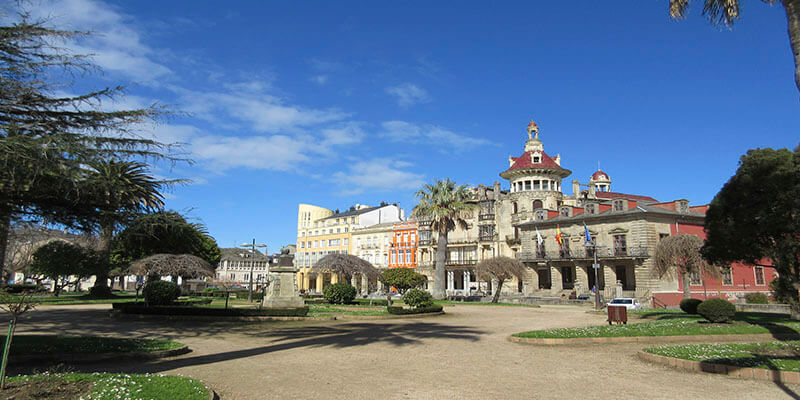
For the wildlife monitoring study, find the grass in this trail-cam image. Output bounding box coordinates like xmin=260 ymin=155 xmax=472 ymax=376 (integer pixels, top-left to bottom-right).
xmin=3 ymin=335 xmax=184 ymax=354
xmin=7 ymin=372 xmax=208 ymax=400
xmin=644 ymin=341 xmax=800 ymax=372
xmin=307 ymin=304 xmax=390 ymax=317
xmin=17 ymin=292 xmax=140 ymax=305
xmin=513 ymin=311 xmax=800 ymax=339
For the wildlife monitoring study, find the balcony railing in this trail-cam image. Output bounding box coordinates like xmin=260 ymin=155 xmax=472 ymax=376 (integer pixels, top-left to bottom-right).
xmin=478 ymin=213 xmax=495 ymax=221
xmin=445 ymin=259 xmax=477 ymax=266
xmin=418 ymin=239 xmax=434 ymax=246
xmin=505 ymin=235 xmax=521 ymax=246
xmin=478 ymin=233 xmax=497 ymax=242
xmin=516 ymin=246 xmax=650 ymax=261
xmin=418 ymin=220 xmax=433 ymax=227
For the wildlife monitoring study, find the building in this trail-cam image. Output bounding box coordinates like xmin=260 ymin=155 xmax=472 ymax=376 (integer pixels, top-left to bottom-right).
xmin=351 ymin=222 xmax=394 ymax=293
xmin=389 ymin=221 xmax=418 ymax=268
xmin=294 ymin=203 xmax=404 ymax=293
xmin=215 ymin=247 xmax=271 ymax=290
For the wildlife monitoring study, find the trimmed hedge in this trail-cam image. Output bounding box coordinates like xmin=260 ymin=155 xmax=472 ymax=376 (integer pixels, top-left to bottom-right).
xmin=323 ymin=283 xmax=357 ymax=304
xmin=697 ymin=298 xmax=736 ymax=323
xmin=387 ymin=304 xmax=443 ymax=315
xmin=143 ymin=281 xmax=181 ymax=305
xmin=305 ymin=298 xmax=390 ymax=306
xmin=88 ymin=285 xmax=113 ymax=298
xmin=110 ymin=298 xmax=211 ymax=310
xmin=404 ymin=289 xmax=434 ymax=308
xmin=744 ymin=292 xmax=770 ymax=304
xmin=679 ymin=298 xmax=702 ymax=315
xmin=117 ymin=304 xmax=309 ymax=317
xmin=5 ymin=284 xmax=40 ymax=294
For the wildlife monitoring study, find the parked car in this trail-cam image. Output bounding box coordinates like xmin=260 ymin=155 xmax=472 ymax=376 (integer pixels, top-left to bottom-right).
xmin=607 ymin=297 xmax=641 ymax=310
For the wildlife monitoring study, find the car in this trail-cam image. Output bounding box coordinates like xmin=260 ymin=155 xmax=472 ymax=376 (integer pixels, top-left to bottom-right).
xmin=607 ymin=297 xmax=641 ymax=310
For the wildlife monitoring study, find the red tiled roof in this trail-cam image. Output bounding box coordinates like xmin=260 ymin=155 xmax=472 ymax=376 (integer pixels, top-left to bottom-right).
xmin=591 ymin=170 xmax=610 ymax=181
xmin=595 ymin=191 xmax=658 ymax=203
xmin=502 ymin=151 xmax=567 ymax=174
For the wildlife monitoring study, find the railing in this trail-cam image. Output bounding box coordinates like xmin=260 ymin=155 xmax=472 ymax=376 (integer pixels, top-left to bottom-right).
xmin=418 ymin=220 xmax=433 ymax=227
xmin=478 ymin=213 xmax=495 ymax=221
xmin=418 ymin=239 xmax=433 ymax=246
xmin=478 ymin=233 xmax=497 ymax=242
xmin=505 ymin=235 xmax=521 ymax=246
xmin=445 ymin=259 xmax=477 ymax=266
xmin=516 ymin=247 xmax=650 ymax=261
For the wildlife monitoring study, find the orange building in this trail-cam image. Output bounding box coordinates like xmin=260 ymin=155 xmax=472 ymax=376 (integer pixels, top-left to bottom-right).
xmin=389 ymin=221 xmax=418 ymax=268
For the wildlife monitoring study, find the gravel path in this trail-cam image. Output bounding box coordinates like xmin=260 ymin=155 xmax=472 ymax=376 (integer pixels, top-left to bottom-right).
xmin=11 ymin=304 xmax=799 ymax=399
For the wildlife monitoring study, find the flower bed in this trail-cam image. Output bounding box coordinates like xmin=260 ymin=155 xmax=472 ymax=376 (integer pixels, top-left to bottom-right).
xmin=3 ymin=335 xmax=183 ymax=354
xmin=644 ymin=341 xmax=800 ymax=372
xmin=5 ymin=372 xmax=210 ymax=400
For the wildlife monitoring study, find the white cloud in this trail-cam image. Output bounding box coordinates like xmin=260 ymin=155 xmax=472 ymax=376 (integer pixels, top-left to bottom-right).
xmin=332 ymin=159 xmax=425 ymax=195
xmin=190 ymin=134 xmax=311 ymax=172
xmin=381 ymin=121 xmax=492 ymax=150
xmin=310 ymin=75 xmax=328 ymax=85
xmin=385 ymin=83 xmax=431 ymax=107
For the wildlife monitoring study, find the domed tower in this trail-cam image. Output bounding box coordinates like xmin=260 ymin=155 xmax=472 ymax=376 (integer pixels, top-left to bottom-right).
xmin=590 ymin=170 xmax=611 ymax=192
xmin=499 ymin=120 xmax=571 ymax=212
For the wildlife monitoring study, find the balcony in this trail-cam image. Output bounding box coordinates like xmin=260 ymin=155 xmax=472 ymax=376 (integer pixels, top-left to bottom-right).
xmin=445 ymin=259 xmax=477 ymax=266
xmin=478 ymin=233 xmax=497 ymax=242
xmin=516 ymin=246 xmax=650 ymax=261
xmin=505 ymin=235 xmax=521 ymax=246
xmin=510 ymin=212 xmax=529 ymax=225
xmin=418 ymin=220 xmax=433 ymax=228
xmin=418 ymin=239 xmax=434 ymax=246
xmin=478 ymin=213 xmax=495 ymax=221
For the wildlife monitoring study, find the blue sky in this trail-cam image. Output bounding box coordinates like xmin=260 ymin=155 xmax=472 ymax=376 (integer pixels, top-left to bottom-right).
xmin=15 ymin=0 xmax=799 ymax=252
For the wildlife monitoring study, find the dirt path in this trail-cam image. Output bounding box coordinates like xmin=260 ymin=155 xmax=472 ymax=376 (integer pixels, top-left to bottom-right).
xmin=11 ymin=304 xmax=799 ymax=399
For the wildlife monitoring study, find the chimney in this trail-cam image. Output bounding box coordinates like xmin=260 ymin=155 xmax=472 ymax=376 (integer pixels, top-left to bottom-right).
xmin=493 ymin=181 xmax=500 ymax=195
xmin=554 ymin=154 xmax=561 ymax=166
xmin=589 ymin=184 xmax=596 ymax=198
xmin=572 ymin=180 xmax=580 ymax=197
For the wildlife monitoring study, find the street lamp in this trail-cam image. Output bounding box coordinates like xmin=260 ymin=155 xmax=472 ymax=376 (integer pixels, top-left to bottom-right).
xmin=240 ymin=239 xmax=266 ymax=302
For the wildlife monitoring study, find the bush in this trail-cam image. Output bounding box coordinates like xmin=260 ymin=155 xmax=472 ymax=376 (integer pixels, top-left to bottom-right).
xmin=404 ymin=289 xmax=434 ymax=308
xmin=323 ymin=283 xmax=356 ymax=304
xmin=142 ymin=281 xmax=181 ymax=306
xmin=118 ymin=304 xmax=308 ymax=317
xmin=380 ymin=268 xmax=427 ymax=294
xmin=4 ymin=284 xmax=39 ymax=294
xmin=744 ymin=292 xmax=770 ymax=304
xmin=89 ymin=285 xmax=113 ymax=298
xmin=387 ymin=304 xmax=444 ymax=315
xmin=679 ymin=298 xmax=702 ymax=314
xmin=350 ymin=298 xmax=389 ymax=306
xmin=697 ymin=298 xmax=736 ymax=323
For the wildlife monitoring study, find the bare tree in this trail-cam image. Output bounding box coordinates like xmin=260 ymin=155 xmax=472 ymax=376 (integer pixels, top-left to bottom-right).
xmin=312 ymin=253 xmax=379 ymax=284
xmin=474 ymin=257 xmax=526 ymax=303
xmin=128 ymin=254 xmax=214 ymax=284
xmin=0 ymin=290 xmax=37 ymax=389
xmin=210 ymin=277 xmax=238 ymax=309
xmin=653 ymin=234 xmax=720 ymax=300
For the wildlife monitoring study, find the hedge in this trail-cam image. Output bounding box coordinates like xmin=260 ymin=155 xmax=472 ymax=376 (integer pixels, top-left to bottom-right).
xmin=5 ymin=284 xmax=40 ymax=294
xmin=387 ymin=305 xmax=444 ymax=315
xmin=117 ymin=304 xmax=309 ymax=317
xmin=305 ymin=298 xmax=390 ymax=306
xmin=697 ymin=298 xmax=736 ymax=323
xmin=679 ymin=298 xmax=702 ymax=315
xmin=110 ymin=298 xmax=211 ymax=310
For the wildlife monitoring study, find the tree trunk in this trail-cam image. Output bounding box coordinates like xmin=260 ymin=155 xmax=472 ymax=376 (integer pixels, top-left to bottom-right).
xmin=782 ymin=0 xmax=800 ymax=94
xmin=0 ymin=209 xmax=10 ymax=288
xmin=433 ymin=228 xmax=448 ymax=299
xmin=681 ymin=269 xmax=691 ymax=300
xmin=492 ymin=279 xmax=505 ymax=303
xmin=93 ymin=220 xmax=113 ymax=290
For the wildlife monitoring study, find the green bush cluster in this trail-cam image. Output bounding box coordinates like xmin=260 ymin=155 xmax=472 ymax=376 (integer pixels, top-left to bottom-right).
xmin=88 ymin=285 xmax=113 ymax=298
xmin=387 ymin=304 xmax=443 ymax=315
xmin=679 ymin=298 xmax=702 ymax=314
xmin=5 ymin=284 xmax=39 ymax=294
xmin=142 ymin=281 xmax=181 ymax=306
xmin=744 ymin=292 xmax=770 ymax=304
xmin=404 ymin=289 xmax=434 ymax=308
xmin=118 ymin=304 xmax=309 ymax=317
xmin=323 ymin=283 xmax=356 ymax=304
xmin=697 ymin=298 xmax=736 ymax=323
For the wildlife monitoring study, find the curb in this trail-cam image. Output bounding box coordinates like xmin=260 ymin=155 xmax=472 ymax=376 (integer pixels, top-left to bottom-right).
xmin=110 ymin=312 xmax=336 ymax=322
xmin=9 ymin=344 xmax=191 ymax=365
xmin=636 ymin=350 xmax=800 ymax=384
xmin=508 ymin=333 xmax=800 ymax=345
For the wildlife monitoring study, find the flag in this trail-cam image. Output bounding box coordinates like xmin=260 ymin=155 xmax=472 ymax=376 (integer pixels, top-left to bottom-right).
xmin=536 ymin=227 xmax=543 ymax=246
xmin=584 ymin=223 xmax=592 ymax=244
xmin=555 ymin=225 xmax=563 ymax=245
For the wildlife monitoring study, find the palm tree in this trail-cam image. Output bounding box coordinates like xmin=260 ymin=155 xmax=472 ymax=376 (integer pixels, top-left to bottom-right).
xmin=653 ymin=234 xmax=720 ymax=299
xmin=411 ymin=178 xmax=476 ymax=299
xmin=669 ymin=0 xmax=800 ymax=94
xmin=83 ymin=161 xmax=174 ymax=294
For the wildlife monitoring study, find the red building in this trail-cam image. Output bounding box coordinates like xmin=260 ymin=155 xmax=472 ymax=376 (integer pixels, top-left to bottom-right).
xmin=389 ymin=221 xmax=418 ymax=268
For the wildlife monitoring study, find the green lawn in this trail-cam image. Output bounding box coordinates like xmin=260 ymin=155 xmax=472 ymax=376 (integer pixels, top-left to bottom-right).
xmin=3 ymin=335 xmax=184 ymax=354
xmin=7 ymin=372 xmax=208 ymax=400
xmin=645 ymin=341 xmax=800 ymax=372
xmin=308 ymin=304 xmax=389 ymax=317
xmin=513 ymin=311 xmax=800 ymax=339
xmin=18 ymin=293 xmax=140 ymax=305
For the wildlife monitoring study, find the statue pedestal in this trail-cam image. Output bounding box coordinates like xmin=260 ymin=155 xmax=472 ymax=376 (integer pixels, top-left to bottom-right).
xmin=262 ymin=265 xmax=304 ymax=308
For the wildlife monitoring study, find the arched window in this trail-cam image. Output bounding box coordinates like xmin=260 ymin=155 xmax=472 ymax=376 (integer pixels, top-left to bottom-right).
xmin=532 ymin=200 xmax=543 ymax=210
xmin=512 ymin=202 xmax=518 ymax=213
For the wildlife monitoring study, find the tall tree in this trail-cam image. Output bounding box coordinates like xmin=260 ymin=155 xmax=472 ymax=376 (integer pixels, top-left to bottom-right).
xmin=411 ymin=179 xmax=476 ymax=299
xmin=29 ymin=241 xmax=100 ymax=296
xmin=0 ymin=15 xmax=183 ymax=281
xmin=653 ymin=234 xmax=719 ymax=299
xmin=669 ymin=0 xmax=800 ymax=94
xmin=474 ymin=256 xmax=526 ymax=303
xmin=702 ymin=147 xmax=800 ymax=307
xmin=81 ymin=160 xmax=175 ymax=293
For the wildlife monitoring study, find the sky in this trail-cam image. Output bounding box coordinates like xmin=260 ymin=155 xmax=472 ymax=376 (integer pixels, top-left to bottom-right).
xmin=8 ymin=0 xmax=799 ymax=252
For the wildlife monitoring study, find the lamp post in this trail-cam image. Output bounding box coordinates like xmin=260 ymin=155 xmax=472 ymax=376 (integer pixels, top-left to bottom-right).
xmin=240 ymin=239 xmax=266 ymax=302
xmin=586 ymin=240 xmax=607 ymax=310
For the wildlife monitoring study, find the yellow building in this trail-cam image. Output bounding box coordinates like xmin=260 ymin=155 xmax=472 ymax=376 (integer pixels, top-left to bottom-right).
xmin=295 ymin=203 xmax=404 ymax=293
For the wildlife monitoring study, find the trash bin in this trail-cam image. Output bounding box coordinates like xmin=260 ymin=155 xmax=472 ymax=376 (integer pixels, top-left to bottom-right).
xmin=607 ymin=305 xmax=628 ymax=325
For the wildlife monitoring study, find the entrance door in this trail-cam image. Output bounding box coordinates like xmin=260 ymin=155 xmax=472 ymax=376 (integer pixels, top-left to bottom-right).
xmin=586 ymin=266 xmax=605 ymax=290
xmin=561 ymin=266 xmax=574 ymax=290
xmin=537 ymin=269 xmax=551 ymax=290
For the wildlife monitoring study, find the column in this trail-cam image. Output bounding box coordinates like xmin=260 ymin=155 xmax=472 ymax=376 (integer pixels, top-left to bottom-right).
xmin=528 ymin=268 xmax=539 ymax=292
xmin=575 ymin=265 xmax=589 ymax=294
xmin=361 ymin=274 xmax=369 ymax=295
xmin=464 ymin=271 xmax=470 ymax=295
xmin=303 ymin=272 xmax=310 ymax=292
xmin=297 ymin=272 xmax=304 ymax=291
xmin=316 ymin=273 xmax=323 ymax=293
xmin=550 ymin=265 xmax=563 ymax=292
xmin=603 ymin=265 xmax=615 ymax=299
xmin=447 ymin=271 xmax=455 ymax=292
xmin=331 ymin=273 xmax=339 ymax=284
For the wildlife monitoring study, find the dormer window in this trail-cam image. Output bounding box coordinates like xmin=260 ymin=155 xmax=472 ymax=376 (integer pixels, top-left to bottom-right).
xmin=535 ymin=210 xmax=545 ymax=221
xmin=532 ymin=156 xmax=540 ymax=163
xmin=586 ymin=203 xmax=596 ymax=215
xmin=677 ymin=200 xmax=689 ymax=214
xmin=560 ymin=207 xmax=570 ymax=217
xmin=613 ymin=200 xmax=625 ymax=212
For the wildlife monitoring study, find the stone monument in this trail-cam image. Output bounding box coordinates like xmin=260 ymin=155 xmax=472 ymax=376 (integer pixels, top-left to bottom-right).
xmin=262 ymin=248 xmax=305 ymax=308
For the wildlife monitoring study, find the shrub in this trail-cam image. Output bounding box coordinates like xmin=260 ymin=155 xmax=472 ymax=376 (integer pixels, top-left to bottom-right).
xmin=679 ymin=298 xmax=702 ymax=314
xmin=387 ymin=304 xmax=444 ymax=315
xmin=697 ymin=298 xmax=736 ymax=323
xmin=744 ymin=292 xmax=770 ymax=304
xmin=380 ymin=268 xmax=427 ymax=294
xmin=404 ymin=289 xmax=434 ymax=308
xmin=89 ymin=285 xmax=113 ymax=298
xmin=118 ymin=304 xmax=309 ymax=317
xmin=4 ymin=284 xmax=39 ymax=294
xmin=142 ymin=281 xmax=181 ymax=306
xmin=323 ymin=283 xmax=356 ymax=304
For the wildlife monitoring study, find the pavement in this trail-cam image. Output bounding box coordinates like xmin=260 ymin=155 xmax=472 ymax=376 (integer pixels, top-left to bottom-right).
xmin=9 ymin=303 xmax=799 ymax=399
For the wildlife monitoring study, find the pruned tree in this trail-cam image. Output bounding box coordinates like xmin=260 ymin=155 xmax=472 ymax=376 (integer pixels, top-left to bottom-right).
xmin=669 ymin=0 xmax=800 ymax=94
xmin=312 ymin=253 xmax=379 ymax=283
xmin=29 ymin=241 xmax=100 ymax=296
xmin=653 ymin=234 xmax=719 ymax=299
xmin=412 ymin=178 xmax=476 ymax=299
xmin=0 ymin=13 xmax=186 ymax=286
xmin=474 ymin=256 xmax=526 ymax=303
xmin=380 ymin=268 xmax=427 ymax=294
xmin=128 ymin=253 xmax=214 ymax=284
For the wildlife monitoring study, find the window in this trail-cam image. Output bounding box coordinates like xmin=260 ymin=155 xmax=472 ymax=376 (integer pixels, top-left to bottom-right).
xmin=532 ymin=156 xmax=540 ymax=163
xmin=329 ymin=229 xmax=333 ymax=234
xmin=384 ymin=254 xmax=388 ymax=266
xmin=337 ymin=228 xmax=340 ymax=233
xmin=560 ymin=207 xmax=569 ymax=217
xmin=755 ymin=266 xmax=765 ymax=285
xmin=613 ymin=234 xmax=627 ymax=255
xmin=329 ymin=239 xmax=340 ymax=247
xmin=351 ymin=217 xmax=356 ymax=223
xmin=690 ymin=271 xmax=701 ymax=285
xmin=532 ymin=200 xmax=543 ymax=210
xmin=585 ymin=204 xmax=596 ymax=214
xmin=524 ymin=181 xmax=531 ymax=190
xmin=357 ymin=239 xmax=361 ymax=248
xmin=391 ymin=252 xmax=397 ymax=264
xmin=533 ymin=180 xmax=540 ymax=190
xmin=560 ymin=240 xmax=570 ymax=258
xmin=406 ymin=249 xmax=411 ymax=264
xmin=722 ymin=267 xmax=733 ymax=285
xmin=321 ymin=240 xmax=326 ymax=248
xmin=535 ymin=210 xmax=545 ymax=221
xmin=344 ymin=238 xmax=348 ymax=246
xmin=313 ymin=241 xmax=318 ymax=248
xmin=613 ymin=200 xmax=624 ymax=211
xmin=536 ymin=242 xmax=546 ymax=258
xmin=399 ymin=251 xmax=405 ymax=264
xmin=230 ymin=273 xmax=235 ymax=280
xmin=659 ymin=233 xmax=670 ymax=241
xmin=512 ymin=202 xmax=518 ymax=213
xmin=244 ymin=273 xmax=249 ymax=280
xmin=300 ymin=241 xmax=305 ymax=249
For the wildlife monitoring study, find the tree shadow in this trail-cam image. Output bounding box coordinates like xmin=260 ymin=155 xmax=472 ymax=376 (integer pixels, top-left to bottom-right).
xmin=699 ymin=355 xmax=800 ymax=399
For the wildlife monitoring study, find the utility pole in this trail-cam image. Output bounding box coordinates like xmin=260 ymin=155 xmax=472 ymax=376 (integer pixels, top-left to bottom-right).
xmin=240 ymin=239 xmax=266 ymax=302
